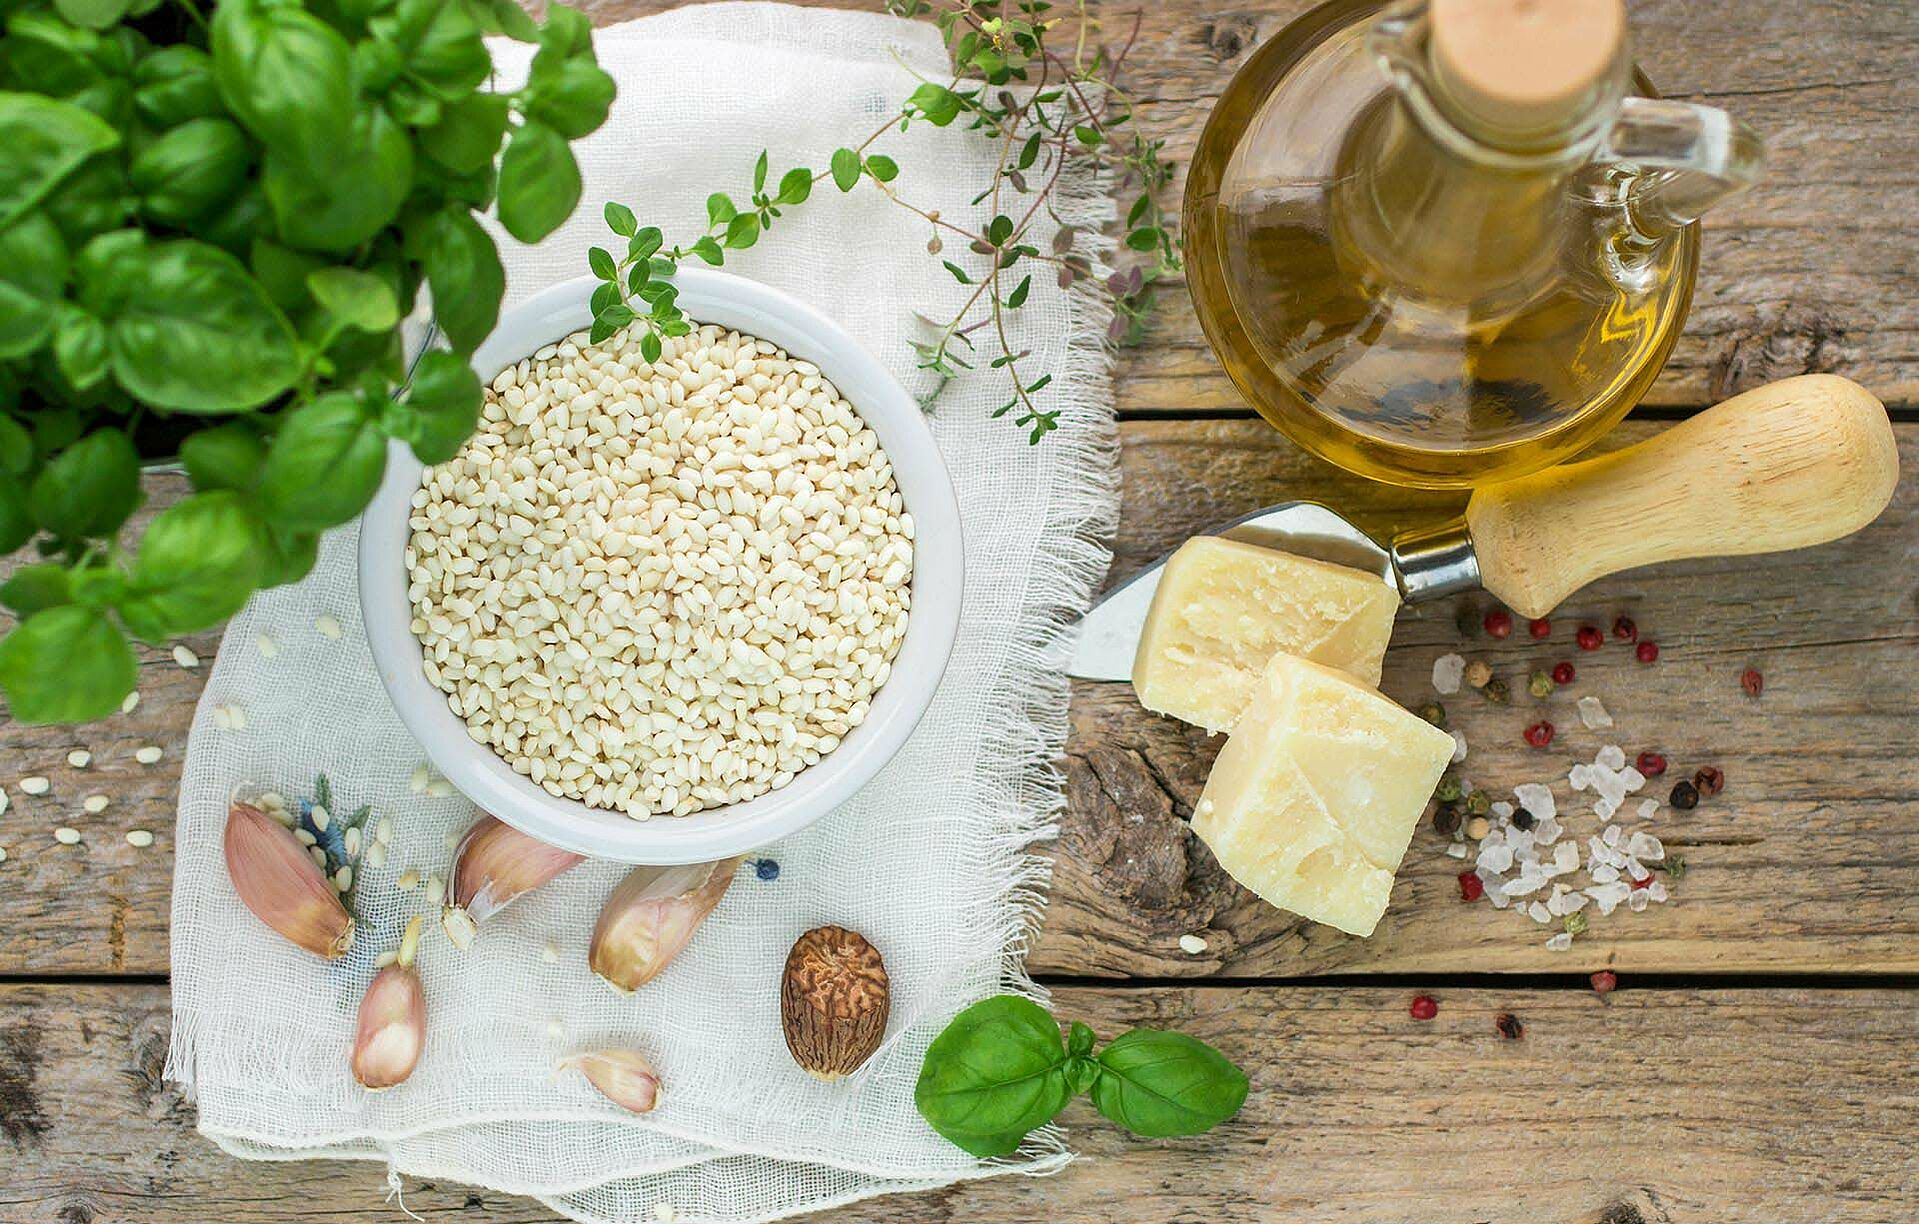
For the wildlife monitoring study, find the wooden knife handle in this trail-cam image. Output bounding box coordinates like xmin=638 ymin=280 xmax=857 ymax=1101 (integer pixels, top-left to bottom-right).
xmin=1466 ymin=374 xmax=1899 ymax=618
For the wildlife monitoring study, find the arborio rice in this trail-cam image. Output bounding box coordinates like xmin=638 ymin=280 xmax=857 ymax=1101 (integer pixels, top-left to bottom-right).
xmin=406 ymin=322 xmax=914 ymax=818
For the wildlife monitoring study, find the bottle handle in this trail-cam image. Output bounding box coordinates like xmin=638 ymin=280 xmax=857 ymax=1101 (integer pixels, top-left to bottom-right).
xmin=1600 ymin=97 xmax=1765 ymax=233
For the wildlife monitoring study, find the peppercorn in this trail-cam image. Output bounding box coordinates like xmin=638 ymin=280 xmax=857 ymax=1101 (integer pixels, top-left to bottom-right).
xmin=1433 ymin=773 xmax=1464 ymax=803
xmin=1576 ymin=625 xmax=1603 ymax=651
xmin=1432 ymin=803 xmax=1462 ymax=836
xmin=1636 ymin=640 xmax=1659 ymax=663
xmin=1465 ymin=789 xmax=1491 ymax=816
xmin=1635 ymin=751 xmax=1667 ymax=777
xmin=1482 ymin=677 xmax=1511 ymax=705
xmin=1457 ymin=871 xmax=1484 ymax=901
xmin=1612 ymin=616 xmax=1637 ymax=642
xmin=1523 ymin=720 xmax=1554 ymax=747
xmin=1590 ymin=970 xmax=1618 ymax=995
xmin=1410 ymin=995 xmax=1439 ymax=1021
xmin=1464 ymin=815 xmax=1491 ymax=840
xmin=1564 ymin=911 xmax=1589 ymax=936
xmin=1670 ymin=780 xmax=1700 ymax=810
xmin=1741 ymin=667 xmax=1763 ymax=697
xmin=1665 ymin=855 xmax=1688 ymax=880
xmin=1416 ymin=701 xmax=1447 ymax=728
xmin=1528 ymin=617 xmax=1551 ymax=639
xmin=1528 ymin=669 xmax=1554 ymax=698
xmin=1483 ymin=609 xmax=1513 ymax=639
xmin=1494 ymin=1012 xmax=1524 ymax=1040
xmin=1464 ymin=659 xmax=1493 ymax=689
xmin=755 ymin=858 xmax=781 ymax=881
xmin=1630 ymin=872 xmax=1653 ymax=890
xmin=1693 ymin=765 xmax=1725 ymax=798
xmin=1552 ymin=661 xmax=1576 ymax=685
xmin=1510 ymin=806 xmax=1536 ymax=831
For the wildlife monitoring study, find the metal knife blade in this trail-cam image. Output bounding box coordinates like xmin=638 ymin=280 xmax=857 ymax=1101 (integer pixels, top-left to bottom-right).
xmin=1067 ymin=501 xmax=1393 ymax=682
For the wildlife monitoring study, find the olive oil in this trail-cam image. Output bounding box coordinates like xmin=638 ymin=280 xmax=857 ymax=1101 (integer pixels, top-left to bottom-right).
xmin=1183 ymin=0 xmax=1758 ymax=488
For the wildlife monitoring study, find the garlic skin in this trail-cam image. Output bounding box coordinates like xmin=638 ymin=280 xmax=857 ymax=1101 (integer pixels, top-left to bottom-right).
xmin=224 ymin=800 xmax=355 ymax=959
xmin=353 ymin=916 xmax=426 ymax=1090
xmin=560 ymin=1049 xmax=662 ymax=1114
xmin=442 ymin=814 xmax=585 ymax=948
xmin=589 ymin=858 xmax=742 ymax=992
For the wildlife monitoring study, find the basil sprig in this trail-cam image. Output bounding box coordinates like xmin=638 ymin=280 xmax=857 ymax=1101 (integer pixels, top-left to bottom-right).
xmin=914 ymin=995 xmax=1248 ymax=1157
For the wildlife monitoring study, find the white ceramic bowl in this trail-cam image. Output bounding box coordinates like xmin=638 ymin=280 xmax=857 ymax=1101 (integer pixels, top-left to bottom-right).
xmin=359 ymin=271 xmax=964 ymax=863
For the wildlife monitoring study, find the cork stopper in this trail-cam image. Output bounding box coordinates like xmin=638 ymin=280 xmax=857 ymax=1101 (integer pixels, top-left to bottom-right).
xmin=1428 ymin=0 xmax=1626 ymax=140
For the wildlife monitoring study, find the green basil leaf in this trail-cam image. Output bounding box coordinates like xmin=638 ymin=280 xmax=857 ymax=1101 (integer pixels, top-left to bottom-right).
xmin=385 ymin=348 xmax=479 ymax=463
xmin=307 ymin=267 xmax=400 ymax=333
xmin=210 ymin=0 xmax=354 ymax=174
xmin=178 ymin=421 xmax=265 ymax=492
xmin=525 ymin=56 xmax=614 ymax=139
xmin=4 ymin=12 xmax=105 ymax=97
xmin=830 ymin=147 xmax=859 ymax=192
xmin=191 ymin=181 xmax=273 ymax=256
xmin=0 ymin=211 xmax=68 ymax=360
xmin=133 ymin=45 xmax=224 ymax=126
xmin=259 ymin=521 xmax=318 ymax=587
xmin=472 ymin=0 xmax=538 ymax=41
xmin=28 ymin=426 xmax=141 ymax=537
xmin=496 ymin=119 xmax=579 ymax=243
xmin=129 ymin=117 xmax=251 ymax=225
xmin=0 ymin=605 xmax=137 ymax=724
xmin=247 ymin=238 xmax=325 ymax=312
xmin=117 ymin=490 xmax=265 ymax=640
xmin=914 ymin=995 xmax=1071 ymax=1158
xmin=0 ymin=483 xmax=32 ymax=553
xmin=52 ymin=0 xmax=131 ymax=32
xmin=381 ymin=0 xmax=490 ymax=99
xmin=0 ymin=564 xmax=75 ymax=616
xmin=52 ymin=308 xmax=109 ymax=390
xmin=1088 ymin=1028 xmax=1248 ymax=1139
xmin=776 ymin=166 xmax=812 ymax=205
xmin=410 ymin=207 xmax=503 ymax=353
xmin=535 ymin=3 xmax=592 ymax=56
xmin=260 ymin=393 xmax=387 ymax=529
xmin=264 ymin=107 xmax=413 ymax=253
xmin=418 ymin=91 xmax=510 ymax=174
xmin=102 ymin=239 xmax=301 ymax=414
xmin=0 ymin=91 xmax=120 ymax=229
xmin=1064 ymin=1055 xmax=1098 ymax=1096
xmin=1067 ymin=1021 xmax=1095 ymax=1058
xmin=705 ymin=193 xmax=736 ymax=226
xmin=0 ymin=416 xmax=33 ymax=476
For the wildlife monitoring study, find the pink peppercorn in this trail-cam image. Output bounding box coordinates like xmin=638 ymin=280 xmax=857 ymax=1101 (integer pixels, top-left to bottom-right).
xmin=1630 ymin=874 xmax=1653 ymax=890
xmin=1576 ymin=625 xmax=1603 ymax=651
xmin=1612 ymin=616 xmax=1637 ymax=642
xmin=1552 ymin=661 xmax=1576 ymax=685
xmin=1458 ymin=871 xmax=1484 ymax=902
xmin=1742 ymin=667 xmax=1763 ymax=697
xmin=1635 ymin=751 xmax=1667 ymax=777
xmin=1528 ymin=617 xmax=1551 ymax=640
xmin=1523 ymin=721 xmax=1554 ymax=747
xmin=1410 ymin=995 xmax=1439 ymax=1021
xmin=1636 ymin=640 xmax=1659 ymax=663
xmin=1484 ymin=609 xmax=1513 ymax=639
xmin=1590 ymin=971 xmax=1618 ymax=995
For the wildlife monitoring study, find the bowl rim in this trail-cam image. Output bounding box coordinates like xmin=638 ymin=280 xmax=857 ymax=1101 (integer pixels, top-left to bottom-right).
xmin=358 ymin=269 xmax=964 ymax=863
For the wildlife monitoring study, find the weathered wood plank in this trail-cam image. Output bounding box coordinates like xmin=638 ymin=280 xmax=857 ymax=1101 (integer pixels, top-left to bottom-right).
xmin=570 ymin=0 xmax=1919 ymax=413
xmin=4 ymin=421 xmax=1914 ymax=978
xmin=3 ymin=983 xmax=1913 ymax=1223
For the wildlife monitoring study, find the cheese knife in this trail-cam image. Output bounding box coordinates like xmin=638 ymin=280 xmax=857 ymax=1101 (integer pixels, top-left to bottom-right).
xmin=1068 ymin=374 xmax=1898 ymax=683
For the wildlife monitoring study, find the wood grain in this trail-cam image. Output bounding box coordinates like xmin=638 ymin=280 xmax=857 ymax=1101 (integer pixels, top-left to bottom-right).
xmin=3 ymin=983 xmax=1912 ymax=1223
xmin=5 ymin=421 xmax=1913 ymax=978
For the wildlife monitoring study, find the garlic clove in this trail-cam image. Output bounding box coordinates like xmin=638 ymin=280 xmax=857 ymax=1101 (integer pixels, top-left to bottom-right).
xmin=352 ymin=916 xmax=425 ymax=1090
xmin=589 ymin=858 xmax=743 ymax=992
xmin=559 ymin=1049 xmax=663 ymax=1114
xmin=224 ymin=800 xmax=355 ymax=959
xmin=441 ymin=814 xmax=585 ymax=948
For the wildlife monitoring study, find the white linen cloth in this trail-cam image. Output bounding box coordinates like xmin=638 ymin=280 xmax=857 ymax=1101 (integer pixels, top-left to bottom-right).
xmin=166 ymin=4 xmax=1119 ymax=1221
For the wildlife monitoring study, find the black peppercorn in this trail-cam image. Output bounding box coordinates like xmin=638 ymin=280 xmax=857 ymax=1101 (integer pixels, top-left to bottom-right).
xmin=1511 ymin=807 xmax=1536 ymax=832
xmin=1495 ymin=1012 xmax=1524 ymax=1040
xmin=1432 ymin=803 xmax=1462 ymax=836
xmin=1481 ymin=678 xmax=1511 ymax=705
xmin=1670 ymin=780 xmax=1700 ymax=810
xmin=1417 ymin=701 xmax=1447 ymax=728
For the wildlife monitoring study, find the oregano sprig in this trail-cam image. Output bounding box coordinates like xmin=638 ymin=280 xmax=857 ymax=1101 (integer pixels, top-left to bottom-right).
xmin=588 ymin=0 xmax=1180 ymax=445
xmin=913 ymin=994 xmax=1249 ymax=1157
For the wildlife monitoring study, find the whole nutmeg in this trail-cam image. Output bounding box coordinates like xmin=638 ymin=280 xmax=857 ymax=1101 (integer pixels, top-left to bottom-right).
xmin=781 ymin=925 xmax=889 ymax=1080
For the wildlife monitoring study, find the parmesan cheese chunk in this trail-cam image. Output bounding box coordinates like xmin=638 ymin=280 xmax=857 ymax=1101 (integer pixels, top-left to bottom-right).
xmin=1192 ymin=651 xmax=1454 ymax=937
xmin=1132 ymin=536 xmax=1399 ymax=733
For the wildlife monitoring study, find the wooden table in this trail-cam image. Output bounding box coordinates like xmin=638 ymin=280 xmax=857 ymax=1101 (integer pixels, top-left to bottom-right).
xmin=4 ymin=2 xmax=1916 ymax=1220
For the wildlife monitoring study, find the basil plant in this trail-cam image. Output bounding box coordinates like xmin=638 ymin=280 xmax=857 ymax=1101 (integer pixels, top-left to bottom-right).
xmin=0 ymin=0 xmax=612 ymax=723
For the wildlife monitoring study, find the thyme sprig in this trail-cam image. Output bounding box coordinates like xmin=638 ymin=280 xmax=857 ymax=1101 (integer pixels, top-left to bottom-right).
xmin=586 ymin=0 xmax=1178 ymax=444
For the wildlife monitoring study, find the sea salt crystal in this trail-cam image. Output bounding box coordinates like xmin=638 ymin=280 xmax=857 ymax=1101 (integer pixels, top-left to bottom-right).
xmin=1636 ymin=798 xmax=1660 ymax=820
xmin=1592 ymin=863 xmax=1620 ymax=884
xmin=1626 ymin=858 xmax=1651 ymax=882
xmin=1588 ymin=881 xmax=1632 ymax=915
xmin=1432 ymin=653 xmax=1467 ymax=694
xmin=1553 ymin=842 xmax=1580 ymax=875
xmin=1513 ymin=783 xmax=1556 ymax=821
xmin=1619 ymin=766 xmax=1646 ymax=793
xmin=1627 ymin=832 xmax=1665 ymax=861
xmin=1628 ymin=888 xmax=1651 ymax=913
xmin=1648 ymin=880 xmax=1669 ymax=903
xmin=1576 ymin=695 xmax=1613 ymax=729
xmin=1478 ymin=843 xmax=1515 ymax=874
xmin=1502 ymin=873 xmax=1544 ymax=899
xmin=1489 ymin=889 xmax=1511 ymax=910
xmin=1602 ymin=825 xmax=1623 ymax=848
xmin=1561 ymin=891 xmax=1588 ymax=913
xmin=1546 ymin=933 xmax=1573 ymax=951
xmin=1528 ymin=901 xmax=1553 ymax=924
xmin=1450 ymin=730 xmax=1469 ymax=764
xmin=1546 ymin=887 xmax=1573 ymax=916
xmin=1446 ymin=843 xmax=1468 ymax=859
xmin=1568 ymin=764 xmax=1593 ymax=791
xmin=1594 ymin=795 xmax=1620 ymax=822
xmin=1491 ymin=800 xmax=1514 ymax=819
xmin=1534 ymin=816 xmax=1562 ymax=845
xmin=1596 ymin=745 xmax=1626 ymax=770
